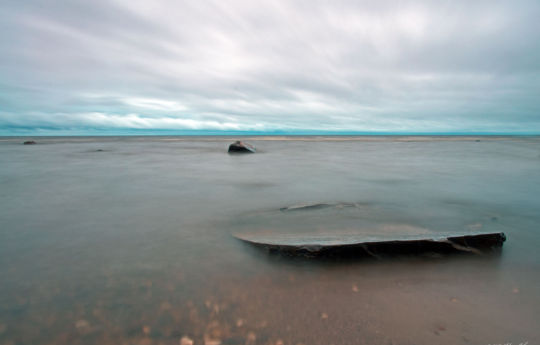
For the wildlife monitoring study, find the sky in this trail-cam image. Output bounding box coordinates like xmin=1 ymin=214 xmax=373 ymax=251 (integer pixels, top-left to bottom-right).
xmin=1 ymin=0 xmax=540 ymax=135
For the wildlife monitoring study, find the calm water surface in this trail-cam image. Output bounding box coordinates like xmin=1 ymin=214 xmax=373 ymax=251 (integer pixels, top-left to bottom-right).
xmin=0 ymin=136 xmax=539 ymax=345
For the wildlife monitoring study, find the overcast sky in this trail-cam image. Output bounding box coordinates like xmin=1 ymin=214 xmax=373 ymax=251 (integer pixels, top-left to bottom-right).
xmin=1 ymin=0 xmax=540 ymax=134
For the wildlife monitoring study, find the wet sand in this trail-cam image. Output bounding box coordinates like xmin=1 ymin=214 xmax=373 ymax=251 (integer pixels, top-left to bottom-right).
xmin=0 ymin=136 xmax=539 ymax=345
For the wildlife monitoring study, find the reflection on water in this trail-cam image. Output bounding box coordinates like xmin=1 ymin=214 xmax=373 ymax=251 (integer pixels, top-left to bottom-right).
xmin=0 ymin=136 xmax=539 ymax=345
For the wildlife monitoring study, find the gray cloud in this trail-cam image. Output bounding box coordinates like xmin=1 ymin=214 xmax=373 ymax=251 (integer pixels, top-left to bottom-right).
xmin=1 ymin=0 xmax=540 ymax=133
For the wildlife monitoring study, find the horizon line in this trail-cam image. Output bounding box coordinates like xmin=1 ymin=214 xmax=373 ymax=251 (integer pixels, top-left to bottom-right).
xmin=1 ymin=131 xmax=540 ymax=137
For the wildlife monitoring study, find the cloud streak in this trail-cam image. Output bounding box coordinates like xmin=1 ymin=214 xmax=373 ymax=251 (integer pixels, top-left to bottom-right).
xmin=1 ymin=0 xmax=539 ymax=133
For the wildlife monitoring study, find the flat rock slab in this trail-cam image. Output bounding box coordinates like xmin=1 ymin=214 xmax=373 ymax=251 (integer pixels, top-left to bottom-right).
xmin=234 ymin=232 xmax=506 ymax=257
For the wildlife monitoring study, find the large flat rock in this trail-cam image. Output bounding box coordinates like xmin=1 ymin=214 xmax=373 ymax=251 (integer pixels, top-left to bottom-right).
xmin=234 ymin=232 xmax=506 ymax=257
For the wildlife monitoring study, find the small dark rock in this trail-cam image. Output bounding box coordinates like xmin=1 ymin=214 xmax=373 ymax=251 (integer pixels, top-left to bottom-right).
xmin=228 ymin=141 xmax=256 ymax=153
xmin=23 ymin=141 xmax=36 ymax=145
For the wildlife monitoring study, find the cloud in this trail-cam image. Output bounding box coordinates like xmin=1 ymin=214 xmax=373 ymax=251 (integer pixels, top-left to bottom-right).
xmin=1 ymin=0 xmax=539 ymax=133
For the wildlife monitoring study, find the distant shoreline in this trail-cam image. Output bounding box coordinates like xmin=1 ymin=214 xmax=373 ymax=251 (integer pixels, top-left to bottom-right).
xmin=1 ymin=131 xmax=540 ymax=138
xmin=2 ymin=133 xmax=540 ymax=137
xmin=1 ymin=134 xmax=539 ymax=143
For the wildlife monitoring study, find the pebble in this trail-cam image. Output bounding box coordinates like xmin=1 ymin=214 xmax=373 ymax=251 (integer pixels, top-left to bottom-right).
xmin=75 ymin=319 xmax=90 ymax=330
xmin=180 ymin=336 xmax=194 ymax=345
xmin=246 ymin=331 xmax=256 ymax=345
xmin=433 ymin=324 xmax=446 ymax=335
xmin=206 ymin=320 xmax=223 ymax=338
xmin=512 ymin=287 xmax=520 ymax=294
xmin=236 ymin=319 xmax=245 ymax=327
xmin=160 ymin=301 xmax=172 ymax=311
xmin=138 ymin=339 xmax=152 ymax=345
xmin=0 ymin=323 xmax=6 ymax=334
xmin=321 ymin=313 xmax=328 ymax=320
xmin=352 ymin=285 xmax=359 ymax=292
xmin=143 ymin=326 xmax=151 ymax=335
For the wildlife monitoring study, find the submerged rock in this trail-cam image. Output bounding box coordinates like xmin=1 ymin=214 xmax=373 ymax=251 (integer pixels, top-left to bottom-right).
xmin=228 ymin=141 xmax=256 ymax=153
xmin=23 ymin=141 xmax=36 ymax=145
xmin=279 ymin=202 xmax=358 ymax=212
xmin=280 ymin=203 xmax=332 ymax=212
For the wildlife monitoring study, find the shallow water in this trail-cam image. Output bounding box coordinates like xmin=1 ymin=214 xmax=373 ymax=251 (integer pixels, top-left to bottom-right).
xmin=0 ymin=136 xmax=539 ymax=345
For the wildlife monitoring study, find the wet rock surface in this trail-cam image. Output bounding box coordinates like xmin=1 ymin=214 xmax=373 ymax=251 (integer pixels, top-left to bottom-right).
xmin=228 ymin=141 xmax=256 ymax=153
xmin=23 ymin=141 xmax=36 ymax=145
xmin=234 ymin=201 xmax=507 ymax=258
xmin=234 ymin=232 xmax=506 ymax=258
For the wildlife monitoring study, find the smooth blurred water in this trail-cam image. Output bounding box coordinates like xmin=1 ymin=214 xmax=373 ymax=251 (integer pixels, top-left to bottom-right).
xmin=0 ymin=136 xmax=539 ymax=345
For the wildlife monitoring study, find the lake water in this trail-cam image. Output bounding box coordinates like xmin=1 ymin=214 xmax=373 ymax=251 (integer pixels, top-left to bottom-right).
xmin=0 ymin=136 xmax=539 ymax=345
